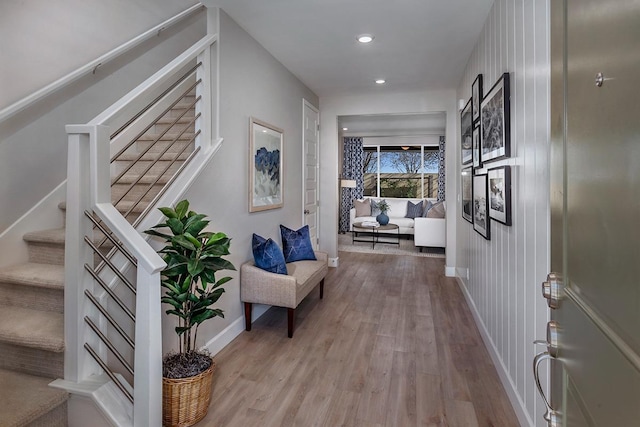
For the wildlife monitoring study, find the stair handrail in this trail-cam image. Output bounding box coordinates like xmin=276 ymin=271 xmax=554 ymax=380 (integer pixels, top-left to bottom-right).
xmin=0 ymin=3 xmax=205 ymax=123
xmin=63 ymin=28 xmax=218 ymax=426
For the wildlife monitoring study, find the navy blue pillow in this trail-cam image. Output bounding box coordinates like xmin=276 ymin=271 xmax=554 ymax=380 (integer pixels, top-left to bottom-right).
xmin=252 ymin=234 xmax=288 ymax=275
xmin=405 ymin=200 xmax=423 ymax=218
xmin=279 ymin=225 xmax=316 ymax=263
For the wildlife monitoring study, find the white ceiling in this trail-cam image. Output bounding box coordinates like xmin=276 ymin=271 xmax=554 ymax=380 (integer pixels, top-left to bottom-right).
xmin=207 ymin=0 xmax=493 ymax=97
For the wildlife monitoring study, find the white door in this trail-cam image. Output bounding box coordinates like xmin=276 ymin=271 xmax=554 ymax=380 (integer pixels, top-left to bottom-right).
xmin=539 ymin=1 xmax=640 ymax=425
xmin=302 ymin=100 xmax=320 ymax=249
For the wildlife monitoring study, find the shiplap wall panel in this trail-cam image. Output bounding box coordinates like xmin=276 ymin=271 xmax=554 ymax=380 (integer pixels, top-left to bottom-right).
xmin=455 ymin=1 xmax=550 ymax=426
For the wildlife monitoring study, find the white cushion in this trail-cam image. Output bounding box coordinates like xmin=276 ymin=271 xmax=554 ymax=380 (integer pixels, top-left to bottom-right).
xmin=390 ymin=217 xmax=415 ymax=228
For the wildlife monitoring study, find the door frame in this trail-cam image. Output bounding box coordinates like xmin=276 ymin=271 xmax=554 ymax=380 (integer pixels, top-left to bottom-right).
xmin=302 ymin=99 xmax=320 ymax=247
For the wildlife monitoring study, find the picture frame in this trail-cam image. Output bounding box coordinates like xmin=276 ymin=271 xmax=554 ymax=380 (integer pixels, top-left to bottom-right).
xmin=472 ymin=125 xmax=481 ymax=168
xmin=480 ymin=72 xmax=511 ymax=164
xmin=460 ymin=98 xmax=473 ymax=165
xmin=249 ymin=117 xmax=284 ymax=212
xmin=472 ymin=74 xmax=483 ymax=123
xmin=488 ymin=165 xmax=512 ymax=225
xmin=473 ymin=173 xmax=490 ymax=239
xmin=461 ymin=167 xmax=473 ymax=223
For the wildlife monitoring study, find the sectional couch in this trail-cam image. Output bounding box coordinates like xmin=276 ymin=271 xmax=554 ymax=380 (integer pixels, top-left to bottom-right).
xmin=349 ymin=197 xmax=446 ymax=249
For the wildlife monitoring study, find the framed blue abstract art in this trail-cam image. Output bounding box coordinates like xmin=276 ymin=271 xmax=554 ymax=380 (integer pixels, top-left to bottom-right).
xmin=249 ymin=117 xmax=284 ymax=212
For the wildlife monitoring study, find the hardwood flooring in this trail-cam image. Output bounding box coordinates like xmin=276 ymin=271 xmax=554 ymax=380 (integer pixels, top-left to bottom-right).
xmin=200 ymin=251 xmax=519 ymax=427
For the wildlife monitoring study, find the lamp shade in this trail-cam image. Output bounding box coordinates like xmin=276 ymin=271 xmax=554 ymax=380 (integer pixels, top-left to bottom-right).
xmin=340 ymin=179 xmax=357 ymax=188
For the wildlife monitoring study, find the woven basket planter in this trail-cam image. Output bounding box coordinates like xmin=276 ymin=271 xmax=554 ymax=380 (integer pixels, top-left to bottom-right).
xmin=162 ymin=361 xmax=216 ymax=427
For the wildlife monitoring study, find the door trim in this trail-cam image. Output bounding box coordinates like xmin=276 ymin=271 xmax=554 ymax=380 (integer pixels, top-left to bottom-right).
xmin=302 ymin=99 xmax=320 ymax=243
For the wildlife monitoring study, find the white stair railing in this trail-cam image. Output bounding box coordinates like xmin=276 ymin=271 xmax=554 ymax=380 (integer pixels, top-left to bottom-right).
xmin=57 ymin=31 xmax=219 ymax=426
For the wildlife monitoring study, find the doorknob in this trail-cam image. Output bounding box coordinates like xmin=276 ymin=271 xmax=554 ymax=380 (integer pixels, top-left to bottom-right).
xmin=542 ymin=273 xmax=563 ymax=309
xmin=534 ymin=321 xmax=560 ymax=358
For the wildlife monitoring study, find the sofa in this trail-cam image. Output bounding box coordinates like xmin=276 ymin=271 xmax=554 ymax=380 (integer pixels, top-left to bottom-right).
xmin=240 ymin=251 xmax=328 ymax=338
xmin=350 ymin=197 xmax=446 ymax=249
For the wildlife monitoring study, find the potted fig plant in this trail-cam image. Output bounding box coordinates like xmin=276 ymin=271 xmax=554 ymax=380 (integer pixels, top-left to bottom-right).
xmin=145 ymin=200 xmax=235 ymax=427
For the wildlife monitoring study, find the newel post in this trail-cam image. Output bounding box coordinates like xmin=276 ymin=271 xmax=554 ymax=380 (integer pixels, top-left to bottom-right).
xmin=133 ymin=264 xmax=163 ymax=426
xmin=64 ymin=125 xmax=103 ymax=382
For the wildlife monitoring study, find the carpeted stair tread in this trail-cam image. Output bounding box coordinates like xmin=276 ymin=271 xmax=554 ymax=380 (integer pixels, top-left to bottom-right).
xmin=23 ymin=228 xmax=66 ymax=245
xmin=154 ymin=116 xmax=195 ymax=125
xmin=136 ymin=132 xmax=196 ymax=142
xmin=0 ymin=306 xmax=64 ymax=352
xmin=112 ymin=173 xmax=172 ymax=186
xmin=114 ymin=200 xmax=151 ymax=214
xmin=0 ymin=263 xmax=64 ymax=290
xmin=114 ymin=152 xmax=190 ymax=162
xmin=0 ymin=368 xmax=68 ymax=427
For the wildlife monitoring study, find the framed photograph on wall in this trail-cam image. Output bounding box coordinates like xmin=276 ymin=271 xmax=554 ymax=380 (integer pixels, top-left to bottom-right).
xmin=488 ymin=165 xmax=512 ymax=225
xmin=473 ymin=173 xmax=490 ymax=240
xmin=472 ymin=125 xmax=481 ymax=168
xmin=461 ymin=167 xmax=473 ymax=223
xmin=460 ymin=98 xmax=473 ymax=165
xmin=481 ymin=72 xmax=511 ymax=164
xmin=249 ymin=117 xmax=284 ymax=212
xmin=472 ymin=74 xmax=483 ymax=123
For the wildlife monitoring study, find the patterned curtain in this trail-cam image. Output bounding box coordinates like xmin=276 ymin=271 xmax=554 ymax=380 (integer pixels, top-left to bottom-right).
xmin=340 ymin=137 xmax=364 ymax=232
xmin=437 ymin=136 xmax=446 ymax=202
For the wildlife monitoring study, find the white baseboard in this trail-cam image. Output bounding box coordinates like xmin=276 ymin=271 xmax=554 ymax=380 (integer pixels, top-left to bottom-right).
xmin=203 ymin=304 xmax=270 ymax=356
xmin=328 ymin=257 xmax=339 ymax=268
xmin=455 ymin=267 xmax=469 ymax=281
xmin=455 ymin=277 xmax=533 ymax=427
xmin=444 ymin=265 xmax=456 ymax=277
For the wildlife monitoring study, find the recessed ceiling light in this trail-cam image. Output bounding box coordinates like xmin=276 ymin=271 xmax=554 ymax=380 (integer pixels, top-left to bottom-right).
xmin=357 ymin=34 xmax=374 ymax=43
xmin=375 ymin=79 xmax=386 ymax=84
xmin=342 ymin=127 xmax=348 ymax=131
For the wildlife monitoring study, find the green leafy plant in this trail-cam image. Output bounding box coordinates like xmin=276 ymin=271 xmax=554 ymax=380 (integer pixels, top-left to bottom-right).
xmin=145 ymin=200 xmax=235 ymax=361
xmin=377 ymin=200 xmax=391 ymax=214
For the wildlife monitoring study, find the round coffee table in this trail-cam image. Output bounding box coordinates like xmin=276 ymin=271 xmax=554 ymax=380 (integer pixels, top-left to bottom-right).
xmin=352 ymin=222 xmax=400 ymax=249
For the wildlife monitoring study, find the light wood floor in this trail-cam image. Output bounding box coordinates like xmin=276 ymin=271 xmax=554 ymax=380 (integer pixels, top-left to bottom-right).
xmin=200 ymin=251 xmax=519 ymax=427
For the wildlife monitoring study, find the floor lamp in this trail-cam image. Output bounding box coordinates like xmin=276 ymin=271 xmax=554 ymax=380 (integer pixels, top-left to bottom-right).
xmin=340 ymin=179 xmax=357 ymax=233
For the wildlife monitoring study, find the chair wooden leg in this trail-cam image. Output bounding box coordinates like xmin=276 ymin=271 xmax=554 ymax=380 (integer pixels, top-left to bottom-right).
xmin=319 ymin=279 xmax=324 ymax=299
xmin=287 ymin=308 xmax=295 ymax=338
xmin=244 ymin=302 xmax=252 ymax=331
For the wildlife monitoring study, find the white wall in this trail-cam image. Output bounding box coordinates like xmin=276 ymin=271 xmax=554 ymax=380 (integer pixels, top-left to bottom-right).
xmin=0 ymin=0 xmax=200 ymax=109
xmin=319 ymin=90 xmax=458 ymax=273
xmin=172 ymin=9 xmax=319 ymax=353
xmin=0 ymin=4 xmax=206 ymax=233
xmin=455 ymin=1 xmax=550 ymax=426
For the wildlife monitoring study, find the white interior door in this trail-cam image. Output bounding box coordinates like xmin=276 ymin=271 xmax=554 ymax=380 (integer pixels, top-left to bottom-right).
xmin=302 ymin=100 xmax=319 ymax=249
xmin=541 ymin=1 xmax=640 ymax=425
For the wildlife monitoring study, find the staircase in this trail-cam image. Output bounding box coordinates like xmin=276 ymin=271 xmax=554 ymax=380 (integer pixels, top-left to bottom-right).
xmin=0 ymin=96 xmax=196 ymax=426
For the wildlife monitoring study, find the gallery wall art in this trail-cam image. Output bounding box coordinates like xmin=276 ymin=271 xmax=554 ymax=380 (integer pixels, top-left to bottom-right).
xmin=249 ymin=117 xmax=284 ymax=212
xmin=481 ymin=72 xmax=511 ymax=164
xmin=472 ymin=74 xmax=483 ymax=124
xmin=473 ymin=173 xmax=490 ymax=239
xmin=461 ymin=167 xmax=473 ymax=223
xmin=488 ymin=166 xmax=512 ymax=225
xmin=461 ymin=98 xmax=473 ymax=165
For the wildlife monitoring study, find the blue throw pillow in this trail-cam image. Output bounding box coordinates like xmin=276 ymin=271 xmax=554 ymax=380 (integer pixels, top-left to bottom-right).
xmin=252 ymin=234 xmax=287 ymax=275
xmin=279 ymin=225 xmax=316 ymax=263
xmin=405 ymin=200 xmax=423 ymax=218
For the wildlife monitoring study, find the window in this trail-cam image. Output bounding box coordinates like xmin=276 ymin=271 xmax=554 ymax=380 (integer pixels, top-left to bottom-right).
xmin=363 ymin=145 xmax=440 ymax=198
